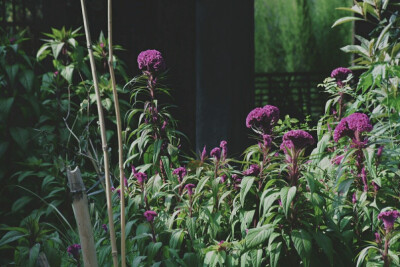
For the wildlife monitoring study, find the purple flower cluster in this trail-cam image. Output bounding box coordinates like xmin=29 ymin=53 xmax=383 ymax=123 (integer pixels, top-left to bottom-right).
xmin=378 ymin=210 xmax=399 ymax=231
xmin=220 ymin=141 xmax=228 ymax=159
xmin=243 ymin=164 xmax=261 ymax=177
xmin=67 ymin=244 xmax=81 ymax=261
xmin=331 ymin=67 xmax=352 ymax=87
xmin=185 ymin=184 xmax=196 ymax=195
xmin=280 ymin=130 xmax=314 ymax=152
xmin=246 ymin=105 xmax=280 ymax=134
xmin=135 ymin=172 xmax=148 ymax=184
xmin=137 ymin=49 xmax=166 ymax=72
xmin=334 ymin=113 xmax=372 ymax=142
xmin=144 ymin=210 xmax=158 ymax=222
xmin=201 ymin=146 xmax=207 ymax=162
xmin=102 ymin=224 xmax=108 ymax=233
xmin=173 ymin=167 xmax=187 ymax=182
xmin=232 ymin=174 xmax=242 ymax=190
xmin=219 ymin=174 xmax=227 ymax=183
xmin=210 ymin=147 xmax=221 ymax=161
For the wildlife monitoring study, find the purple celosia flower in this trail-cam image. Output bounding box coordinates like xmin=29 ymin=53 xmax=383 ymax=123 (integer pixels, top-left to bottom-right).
xmin=375 ymin=232 xmax=381 ymax=244
xmin=54 ymin=71 xmax=59 ymax=77
xmin=232 ymin=175 xmax=242 ymax=190
xmin=246 ymin=105 xmax=280 ymax=134
xmin=220 ymin=174 xmax=227 ymax=183
xmin=111 ymin=187 xmax=115 ymax=192
xmin=173 ymin=167 xmax=187 ymax=182
xmin=331 ymin=67 xmax=352 ymax=87
xmin=361 ymin=168 xmax=368 ymax=192
xmin=334 ymin=113 xmax=373 ymax=142
xmin=201 ymin=146 xmax=207 ymax=162
xmin=332 ymin=155 xmax=344 ymax=165
xmin=161 ymin=120 xmax=168 ymax=131
xmin=124 ymin=177 xmax=128 ymax=187
xmin=132 ymin=165 xmax=137 ymax=175
xmin=372 ymin=181 xmax=380 ymax=192
xmin=243 ymin=164 xmax=260 ymax=177
xmin=185 ymin=184 xmax=196 ymax=196
xmin=137 ymin=49 xmax=166 ymax=72
xmin=220 ymin=141 xmax=228 ymax=159
xmin=144 ymin=210 xmax=158 ymax=222
xmin=278 ymin=199 xmax=282 ymax=207
xmin=263 ymin=134 xmax=272 ymax=148
xmin=378 ymin=210 xmax=400 ymax=231
xmin=377 ymin=145 xmax=384 ymax=158
xmin=135 ymin=172 xmax=148 ymax=184
xmin=102 ymin=224 xmax=108 ymax=233
xmin=352 ymin=192 xmax=357 ymax=204
xmin=210 ymin=147 xmax=221 ymax=161
xmin=280 ymin=130 xmax=314 ymax=152
xmin=67 ymin=244 xmax=81 ymax=261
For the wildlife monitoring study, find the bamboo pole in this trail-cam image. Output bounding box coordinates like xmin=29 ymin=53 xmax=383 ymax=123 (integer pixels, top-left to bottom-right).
xmin=79 ymin=0 xmax=119 ymax=265
xmin=67 ymin=167 xmax=98 ymax=267
xmin=107 ymin=0 xmax=126 ymax=266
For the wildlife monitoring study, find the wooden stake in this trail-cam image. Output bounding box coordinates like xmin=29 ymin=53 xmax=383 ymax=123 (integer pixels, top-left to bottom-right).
xmin=107 ymin=0 xmax=126 ymax=266
xmin=79 ymin=0 xmax=118 ymax=265
xmin=67 ymin=167 xmax=98 ymax=267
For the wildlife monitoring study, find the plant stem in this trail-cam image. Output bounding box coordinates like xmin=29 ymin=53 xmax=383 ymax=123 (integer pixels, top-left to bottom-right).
xmin=107 ymin=0 xmax=126 ymax=266
xmin=79 ymin=0 xmax=118 ymax=265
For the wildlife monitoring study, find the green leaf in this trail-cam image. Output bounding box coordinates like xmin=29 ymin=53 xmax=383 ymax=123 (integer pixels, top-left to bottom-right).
xmin=11 ymin=196 xmax=32 ymax=213
xmin=61 ymin=64 xmax=74 ymax=84
xmin=0 ymin=231 xmax=28 ymax=247
xmin=245 ymin=224 xmax=274 ymax=248
xmin=340 ymin=45 xmax=369 ymax=57
xmin=9 ymin=127 xmax=30 ymax=150
xmin=356 ymin=246 xmax=378 ymax=267
xmin=50 ymin=42 xmax=64 ymax=59
xmin=0 ymin=97 xmax=14 ymax=121
xmin=280 ymin=186 xmax=296 ymax=218
xmin=332 ymin=16 xmax=363 ymax=28
xmin=240 ymin=177 xmax=254 ymax=207
xmin=169 ymin=230 xmax=184 ymax=249
xmin=19 ymin=70 xmax=34 ymax=92
xmin=269 ymin=241 xmax=282 ymax=267
xmin=262 ymin=192 xmax=280 ymax=216
xmin=28 ymin=244 xmax=41 ymax=267
xmin=291 ymin=229 xmax=312 ymax=265
xmin=147 ymin=242 xmax=162 ymax=262
xmin=313 ymin=232 xmax=333 ymax=266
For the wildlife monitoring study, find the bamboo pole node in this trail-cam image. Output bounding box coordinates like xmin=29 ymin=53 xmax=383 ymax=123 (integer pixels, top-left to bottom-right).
xmin=67 ymin=166 xmax=99 ymax=267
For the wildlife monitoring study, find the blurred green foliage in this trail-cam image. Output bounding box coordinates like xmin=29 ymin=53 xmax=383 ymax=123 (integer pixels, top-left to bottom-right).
xmin=255 ymin=0 xmax=353 ymax=73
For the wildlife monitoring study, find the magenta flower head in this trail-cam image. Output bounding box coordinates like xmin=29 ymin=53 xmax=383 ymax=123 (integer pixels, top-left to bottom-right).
xmin=332 ymin=155 xmax=344 ymax=165
xmin=100 ymin=42 xmax=105 ymax=48
xmin=232 ymin=174 xmax=242 ymax=190
xmin=67 ymin=244 xmax=81 ymax=261
xmin=334 ymin=113 xmax=372 ymax=143
xmin=377 ymin=145 xmax=384 ymax=158
xmin=137 ymin=49 xmax=166 ymax=72
xmin=54 ymin=71 xmax=59 ymax=77
xmin=378 ymin=210 xmax=400 ymax=231
xmin=220 ymin=174 xmax=227 ymax=183
xmin=201 ymin=146 xmax=207 ymax=162
xmin=375 ymin=232 xmax=381 ymax=244
xmin=280 ymin=130 xmax=314 ymax=153
xmin=132 ymin=165 xmax=137 ymax=175
xmin=135 ymin=172 xmax=148 ymax=184
xmin=243 ymin=164 xmax=261 ymax=177
xmin=220 ymin=140 xmax=228 ymax=159
xmin=331 ymin=67 xmax=352 ymax=87
xmin=352 ymin=192 xmax=357 ymax=204
xmin=210 ymin=147 xmax=221 ymax=161
xmin=102 ymin=224 xmax=108 ymax=233
xmin=263 ymin=134 xmax=272 ymax=148
xmin=173 ymin=167 xmax=187 ymax=182
xmin=185 ymin=184 xmax=196 ymax=196
xmin=144 ymin=210 xmax=158 ymax=222
xmin=246 ymin=105 xmax=280 ymax=134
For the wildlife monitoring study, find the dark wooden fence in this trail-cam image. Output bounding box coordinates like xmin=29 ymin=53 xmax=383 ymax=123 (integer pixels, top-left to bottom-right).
xmin=255 ymin=72 xmax=328 ymax=121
